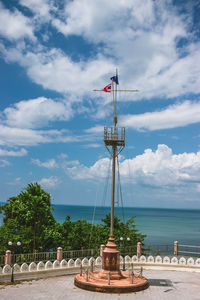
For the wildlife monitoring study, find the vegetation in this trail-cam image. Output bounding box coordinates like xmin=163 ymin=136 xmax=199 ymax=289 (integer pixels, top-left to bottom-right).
xmin=0 ymin=183 xmax=146 ymax=254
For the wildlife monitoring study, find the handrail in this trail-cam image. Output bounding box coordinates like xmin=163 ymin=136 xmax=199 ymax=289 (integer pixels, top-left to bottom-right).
xmin=179 ymin=244 xmax=200 ymax=248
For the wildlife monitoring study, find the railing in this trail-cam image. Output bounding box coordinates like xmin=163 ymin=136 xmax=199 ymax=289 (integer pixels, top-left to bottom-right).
xmin=119 ymin=246 xmax=137 ymax=257
xmin=0 ymin=249 xmax=100 ymax=266
xmin=1 ymin=243 xmax=200 ymax=267
xmin=11 ymin=251 xmax=57 ymax=265
xmin=178 ymin=244 xmax=200 ymax=257
xmin=104 ymin=126 xmax=125 ymax=145
xmin=63 ymin=249 xmax=100 ymax=260
xmin=0 ymin=255 xmax=4 ymax=266
xmin=142 ymin=244 xmax=174 ymax=256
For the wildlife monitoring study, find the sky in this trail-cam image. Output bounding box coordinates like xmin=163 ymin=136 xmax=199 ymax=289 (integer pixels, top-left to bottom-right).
xmin=0 ymin=0 xmax=200 ymax=209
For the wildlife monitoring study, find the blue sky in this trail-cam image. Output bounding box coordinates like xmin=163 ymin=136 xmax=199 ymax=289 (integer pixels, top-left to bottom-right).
xmin=0 ymin=0 xmax=200 ymax=208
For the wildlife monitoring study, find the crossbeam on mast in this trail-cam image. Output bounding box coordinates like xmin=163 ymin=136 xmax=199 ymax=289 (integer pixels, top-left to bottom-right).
xmin=93 ymin=89 xmax=139 ymax=92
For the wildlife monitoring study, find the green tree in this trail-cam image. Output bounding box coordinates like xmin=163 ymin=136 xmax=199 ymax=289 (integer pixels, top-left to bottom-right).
xmin=60 ymin=213 xmax=146 ymax=251
xmin=0 ymin=183 xmax=146 ymax=255
xmin=0 ymin=183 xmax=60 ymax=253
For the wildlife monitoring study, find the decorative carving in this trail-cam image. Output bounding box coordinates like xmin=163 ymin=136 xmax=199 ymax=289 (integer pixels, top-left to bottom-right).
xmin=53 ymin=260 xmax=60 ymax=269
xmin=132 ymin=255 xmax=138 ymax=262
xmin=163 ymin=256 xmax=170 ymax=264
xmin=112 ymin=256 xmax=116 ymax=265
xmin=139 ymin=255 xmax=146 ymax=263
xmin=171 ymin=257 xmax=178 ymax=264
xmin=2 ymin=264 xmax=11 ymax=274
xmin=20 ymin=263 xmax=29 ymax=272
xmin=89 ymin=257 xmax=95 ymax=266
xmin=195 ymin=258 xmax=200 ymax=266
xmin=125 ymin=255 xmax=131 ymax=263
xmin=120 ymin=255 xmax=123 ymax=263
xmin=13 ymin=263 xmax=20 ymax=273
xmin=68 ymin=259 xmax=75 ymax=267
xmin=37 ymin=261 xmax=45 ymax=270
xmin=179 ymin=257 xmax=186 ymax=265
xmin=75 ymin=258 xmax=82 ymax=267
xmin=60 ymin=259 xmax=68 ymax=268
xmin=29 ymin=262 xmax=37 ymax=271
xmin=82 ymin=257 xmax=89 ymax=266
xmin=155 ymin=256 xmax=162 ymax=263
xmin=95 ymin=256 xmax=102 ymax=266
xmin=45 ymin=261 xmax=53 ymax=269
xmin=105 ymin=256 xmax=109 ymax=268
xmin=187 ymin=257 xmax=194 ymax=266
xmin=147 ymin=256 xmax=154 ymax=263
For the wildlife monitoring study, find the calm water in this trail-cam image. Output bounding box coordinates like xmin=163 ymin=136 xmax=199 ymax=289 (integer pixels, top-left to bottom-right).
xmin=51 ymin=205 xmax=200 ymax=246
xmin=1 ymin=204 xmax=199 ymax=246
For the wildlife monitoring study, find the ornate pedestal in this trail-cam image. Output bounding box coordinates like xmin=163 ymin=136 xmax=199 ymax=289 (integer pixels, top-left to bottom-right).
xmin=74 ymin=236 xmax=149 ymax=293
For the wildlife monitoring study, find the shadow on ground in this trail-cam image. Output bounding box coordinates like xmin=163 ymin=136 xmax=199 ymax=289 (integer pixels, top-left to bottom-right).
xmin=148 ymin=279 xmax=173 ymax=287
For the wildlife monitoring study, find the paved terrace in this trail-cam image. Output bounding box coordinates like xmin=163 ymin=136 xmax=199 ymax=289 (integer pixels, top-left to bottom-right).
xmin=0 ymin=269 xmax=200 ymax=300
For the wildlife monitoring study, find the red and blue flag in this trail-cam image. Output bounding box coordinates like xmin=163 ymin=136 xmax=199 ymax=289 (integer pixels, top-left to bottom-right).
xmin=110 ymin=75 xmax=119 ymax=85
xmin=102 ymin=83 xmax=112 ymax=92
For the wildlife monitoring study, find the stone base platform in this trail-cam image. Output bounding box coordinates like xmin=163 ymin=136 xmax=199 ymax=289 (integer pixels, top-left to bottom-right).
xmin=74 ymin=271 xmax=149 ymax=293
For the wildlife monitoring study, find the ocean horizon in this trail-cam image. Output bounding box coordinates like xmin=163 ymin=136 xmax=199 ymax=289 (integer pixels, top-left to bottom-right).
xmin=1 ymin=203 xmax=200 ymax=246
xmin=51 ymin=204 xmax=200 ymax=246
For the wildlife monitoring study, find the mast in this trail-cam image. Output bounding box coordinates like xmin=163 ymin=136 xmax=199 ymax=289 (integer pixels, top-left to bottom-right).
xmin=95 ymin=70 xmax=138 ymax=240
xmin=110 ymin=68 xmax=117 ymax=237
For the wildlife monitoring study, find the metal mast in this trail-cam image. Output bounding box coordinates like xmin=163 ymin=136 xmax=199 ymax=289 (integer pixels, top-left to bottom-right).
xmin=104 ymin=69 xmax=125 ymax=238
xmin=94 ymin=69 xmax=138 ymax=239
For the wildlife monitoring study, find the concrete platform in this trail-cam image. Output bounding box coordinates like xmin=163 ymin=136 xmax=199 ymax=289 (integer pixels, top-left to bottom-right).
xmin=1 ymin=270 xmax=200 ymax=299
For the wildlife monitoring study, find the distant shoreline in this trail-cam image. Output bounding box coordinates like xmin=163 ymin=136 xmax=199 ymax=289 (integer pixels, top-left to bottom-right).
xmin=1 ymin=201 xmax=200 ymax=211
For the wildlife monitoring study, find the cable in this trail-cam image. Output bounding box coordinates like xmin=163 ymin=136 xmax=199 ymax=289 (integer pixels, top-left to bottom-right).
xmin=117 ymin=156 xmax=125 ymax=223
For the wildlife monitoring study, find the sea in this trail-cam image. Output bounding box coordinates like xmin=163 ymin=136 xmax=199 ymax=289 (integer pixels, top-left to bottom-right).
xmin=1 ymin=204 xmax=200 ymax=246
xmin=51 ymin=205 xmax=200 ymax=246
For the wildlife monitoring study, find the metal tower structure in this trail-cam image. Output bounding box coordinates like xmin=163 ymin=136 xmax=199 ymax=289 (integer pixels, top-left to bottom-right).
xmin=94 ymin=69 xmax=139 ymax=277
xmin=74 ymin=71 xmax=149 ymax=293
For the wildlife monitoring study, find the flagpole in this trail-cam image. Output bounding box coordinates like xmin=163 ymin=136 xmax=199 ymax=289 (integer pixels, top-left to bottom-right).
xmin=93 ymin=72 xmax=139 ymax=240
xmin=110 ymin=69 xmax=118 ymax=237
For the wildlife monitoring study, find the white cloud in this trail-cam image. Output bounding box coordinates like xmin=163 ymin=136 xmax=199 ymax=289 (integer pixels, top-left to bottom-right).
xmin=64 ymin=157 xmax=111 ymax=180
xmin=0 ymin=124 xmax=79 ymax=147
xmin=85 ymin=125 xmax=104 ymax=134
xmin=0 ymin=148 xmax=27 ymax=157
xmin=0 ymin=2 xmax=35 ymax=40
xmin=120 ymin=144 xmax=200 ymax=187
xmin=0 ymin=159 xmax=10 ymax=167
xmin=31 ymin=158 xmax=58 ymax=169
xmin=65 ymin=145 xmax=200 ymax=189
xmin=4 ymin=97 xmax=73 ymax=129
xmin=50 ymin=0 xmax=200 ymax=99
xmin=19 ymin=0 xmax=52 ymax=21
xmin=82 ymin=143 xmax=102 ymax=148
xmin=57 ymin=153 xmax=68 ymax=159
xmin=0 ymin=44 xmax=115 ymax=96
xmin=0 ymin=0 xmax=199 ymax=128
xmin=1 ymin=0 xmax=200 ymax=102
xmin=7 ymin=177 xmax=21 ymax=185
xmin=119 ymin=100 xmax=200 ymax=131
xmin=39 ymin=176 xmax=60 ymax=188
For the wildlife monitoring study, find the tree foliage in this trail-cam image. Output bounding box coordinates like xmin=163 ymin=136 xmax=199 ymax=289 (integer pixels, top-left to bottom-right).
xmin=0 ymin=183 xmax=146 ymax=254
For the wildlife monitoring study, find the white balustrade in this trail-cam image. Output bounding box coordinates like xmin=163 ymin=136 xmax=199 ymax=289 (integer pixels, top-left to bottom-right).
xmin=1 ymin=254 xmax=200 ymax=283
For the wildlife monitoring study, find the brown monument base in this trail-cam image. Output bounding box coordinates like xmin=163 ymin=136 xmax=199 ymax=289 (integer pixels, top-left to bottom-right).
xmin=74 ymin=271 xmax=149 ymax=293
xmin=74 ymin=236 xmax=149 ymax=293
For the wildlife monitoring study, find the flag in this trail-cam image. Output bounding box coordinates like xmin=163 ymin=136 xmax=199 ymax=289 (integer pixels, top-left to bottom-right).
xmin=110 ymin=75 xmax=119 ymax=85
xmin=102 ymin=83 xmax=112 ymax=92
